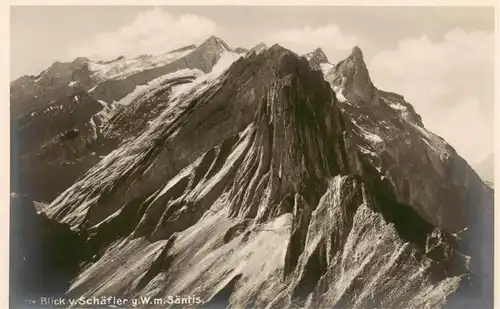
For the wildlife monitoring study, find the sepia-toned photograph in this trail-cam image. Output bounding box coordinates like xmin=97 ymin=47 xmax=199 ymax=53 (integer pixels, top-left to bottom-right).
xmin=8 ymin=3 xmax=495 ymax=309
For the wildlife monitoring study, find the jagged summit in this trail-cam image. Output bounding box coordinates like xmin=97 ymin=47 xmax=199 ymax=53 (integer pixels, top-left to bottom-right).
xmin=234 ymin=47 xmax=249 ymax=54
xmin=350 ymin=45 xmax=364 ymax=60
xmin=264 ymin=44 xmax=299 ymax=62
xmin=204 ymin=35 xmax=222 ymax=42
xmin=324 ymin=46 xmax=425 ymax=126
xmin=249 ymin=42 xmax=268 ymax=54
xmin=304 ymin=47 xmax=330 ymax=71
xmin=268 ymin=43 xmax=288 ymax=52
xmin=306 ymin=47 xmax=328 ymax=62
xmin=328 ymin=45 xmax=374 ymax=104
xmin=201 ymin=35 xmax=231 ymax=51
xmin=232 ymin=43 xmax=267 ymax=55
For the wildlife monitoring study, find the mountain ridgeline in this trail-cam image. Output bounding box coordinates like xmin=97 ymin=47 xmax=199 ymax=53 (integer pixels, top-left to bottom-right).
xmin=10 ymin=36 xmax=493 ymax=309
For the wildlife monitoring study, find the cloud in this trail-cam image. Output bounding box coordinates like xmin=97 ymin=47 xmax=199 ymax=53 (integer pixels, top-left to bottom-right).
xmin=265 ymin=24 xmax=359 ymax=61
xmin=369 ymin=28 xmax=494 ymax=164
xmin=430 ymin=96 xmax=493 ymax=163
xmin=69 ymin=8 xmax=220 ymax=59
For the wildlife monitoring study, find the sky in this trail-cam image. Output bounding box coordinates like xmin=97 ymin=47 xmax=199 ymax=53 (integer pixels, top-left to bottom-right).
xmin=10 ymin=5 xmax=495 ymax=165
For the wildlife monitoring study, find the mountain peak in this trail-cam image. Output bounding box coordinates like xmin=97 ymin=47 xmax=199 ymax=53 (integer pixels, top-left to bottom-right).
xmin=305 ymin=47 xmax=329 ymax=70
xmin=234 ymin=47 xmax=249 ymax=54
xmin=254 ymin=42 xmax=267 ymax=49
xmin=313 ymin=47 xmax=328 ymax=60
xmin=205 ymin=35 xmax=221 ymax=42
xmin=269 ymin=43 xmax=288 ymax=53
xmin=200 ymin=35 xmax=231 ymax=51
xmin=249 ymin=42 xmax=268 ymax=54
xmin=328 ymin=45 xmax=374 ymax=104
xmin=350 ymin=45 xmax=364 ymax=60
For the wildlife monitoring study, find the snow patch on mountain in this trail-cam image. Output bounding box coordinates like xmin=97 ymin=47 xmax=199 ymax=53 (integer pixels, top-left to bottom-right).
xmin=89 ymin=117 xmax=98 ymax=140
xmin=386 ymin=100 xmax=407 ymax=111
xmin=320 ymin=62 xmax=334 ymax=74
xmin=352 ymin=120 xmax=383 ymax=144
xmin=168 ymin=51 xmax=243 ymax=103
xmin=112 ymin=68 xmax=203 ymax=107
xmin=330 ymin=75 xmax=348 ymax=103
xmin=249 ymin=43 xmax=268 ymax=55
xmin=333 ymin=86 xmax=347 ymax=103
xmin=45 ymin=72 xmax=213 ymax=227
xmin=89 ymin=47 xmax=196 ymax=82
xmin=208 ymin=52 xmax=243 ymax=79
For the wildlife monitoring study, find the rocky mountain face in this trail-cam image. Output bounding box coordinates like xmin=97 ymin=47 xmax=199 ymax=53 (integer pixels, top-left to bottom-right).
xmin=11 ymin=36 xmax=233 ymax=202
xmin=322 ymin=47 xmax=494 ymax=308
xmin=250 ymin=43 xmax=268 ymax=54
xmin=304 ymin=48 xmax=329 ymax=71
xmin=11 ymin=37 xmax=493 ymax=309
xmin=10 ymin=57 xmax=92 ymax=118
xmin=12 ymin=91 xmax=113 ymax=202
xmin=89 ymin=36 xmax=230 ymax=106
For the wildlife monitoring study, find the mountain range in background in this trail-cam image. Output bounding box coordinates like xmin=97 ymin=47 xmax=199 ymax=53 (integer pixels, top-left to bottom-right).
xmin=10 ymin=35 xmax=494 ymax=309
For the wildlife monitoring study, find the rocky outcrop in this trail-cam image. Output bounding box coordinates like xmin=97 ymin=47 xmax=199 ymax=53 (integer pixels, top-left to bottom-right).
xmin=10 ymin=58 xmax=92 ymax=118
xmin=249 ymin=43 xmax=268 ymax=54
xmin=32 ymin=44 xmax=492 ymax=308
xmin=234 ymin=47 xmax=249 ymax=54
xmin=327 ymin=46 xmax=375 ymax=105
xmin=324 ymin=46 xmax=494 ymax=307
xmin=304 ymin=48 xmax=329 ymax=71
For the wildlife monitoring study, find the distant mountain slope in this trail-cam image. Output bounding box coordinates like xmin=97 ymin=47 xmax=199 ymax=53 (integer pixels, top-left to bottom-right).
xmin=10 ymin=36 xmax=232 ymax=119
xmin=11 ymin=36 xmax=240 ymax=202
